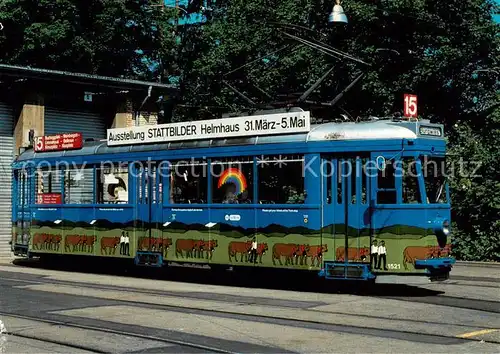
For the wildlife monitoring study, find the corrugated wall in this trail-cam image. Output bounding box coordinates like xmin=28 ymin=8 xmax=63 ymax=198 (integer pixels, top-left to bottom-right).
xmin=0 ymin=102 xmax=13 ymax=258
xmin=44 ymin=107 xmax=106 ymax=140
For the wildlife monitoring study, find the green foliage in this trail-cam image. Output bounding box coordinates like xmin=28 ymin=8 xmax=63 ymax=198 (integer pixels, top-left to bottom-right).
xmin=448 ymin=105 xmax=500 ymax=261
xmin=0 ymin=0 xmax=177 ymax=80
xmin=179 ymin=0 xmax=499 ymax=123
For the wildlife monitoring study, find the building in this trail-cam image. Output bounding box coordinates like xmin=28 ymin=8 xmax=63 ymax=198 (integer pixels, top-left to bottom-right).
xmin=0 ymin=64 xmax=178 ymax=257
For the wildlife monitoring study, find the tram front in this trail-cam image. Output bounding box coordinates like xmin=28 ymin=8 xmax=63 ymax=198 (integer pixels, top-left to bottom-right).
xmin=370 ymin=120 xmax=455 ymax=281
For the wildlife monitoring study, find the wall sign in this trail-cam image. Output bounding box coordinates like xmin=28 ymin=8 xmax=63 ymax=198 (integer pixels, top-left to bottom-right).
xmin=36 ymin=193 xmax=62 ymax=204
xmin=107 ymin=111 xmax=311 ymax=146
xmin=34 ymin=133 xmax=83 ymax=152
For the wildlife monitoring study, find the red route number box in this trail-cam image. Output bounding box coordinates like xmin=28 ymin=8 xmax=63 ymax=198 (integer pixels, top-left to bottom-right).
xmin=403 ymin=94 xmax=418 ymax=118
xmin=34 ymin=132 xmax=83 ymax=152
xmin=37 ymin=193 xmax=62 ymax=204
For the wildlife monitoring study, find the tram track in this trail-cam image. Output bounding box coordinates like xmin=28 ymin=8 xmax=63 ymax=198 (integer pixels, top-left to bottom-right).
xmin=1 ymin=265 xmax=499 ymax=349
xmin=2 ymin=271 xmax=499 ymax=317
xmin=2 ymin=330 xmax=107 ymax=353
xmin=0 ymin=302 xmax=498 ymax=349
xmin=0 ymin=312 xmax=235 ymax=353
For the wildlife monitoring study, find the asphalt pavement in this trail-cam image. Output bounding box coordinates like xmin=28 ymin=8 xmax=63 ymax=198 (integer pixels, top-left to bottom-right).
xmin=0 ymin=258 xmax=498 ymax=353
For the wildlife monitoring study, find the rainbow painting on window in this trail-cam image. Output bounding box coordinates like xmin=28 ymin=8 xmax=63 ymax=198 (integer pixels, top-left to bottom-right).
xmin=217 ymin=167 xmax=247 ymax=195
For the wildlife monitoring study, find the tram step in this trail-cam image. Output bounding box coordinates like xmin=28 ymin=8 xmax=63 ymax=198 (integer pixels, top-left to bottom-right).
xmin=319 ymin=262 xmax=375 ymax=281
xmin=134 ymin=252 xmax=163 ymax=267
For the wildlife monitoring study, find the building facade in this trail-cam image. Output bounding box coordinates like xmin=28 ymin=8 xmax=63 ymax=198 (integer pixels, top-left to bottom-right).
xmin=0 ymin=64 xmax=176 ymax=257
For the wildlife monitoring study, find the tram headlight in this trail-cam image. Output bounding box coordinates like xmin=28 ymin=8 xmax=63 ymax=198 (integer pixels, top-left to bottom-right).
xmin=442 ymin=220 xmax=450 ymax=236
xmin=433 ymin=218 xmax=450 ymax=248
xmin=433 ymin=218 xmax=450 ymax=236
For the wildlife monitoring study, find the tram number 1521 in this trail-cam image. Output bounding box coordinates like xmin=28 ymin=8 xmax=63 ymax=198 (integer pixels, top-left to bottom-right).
xmin=387 ymin=263 xmax=401 ymax=270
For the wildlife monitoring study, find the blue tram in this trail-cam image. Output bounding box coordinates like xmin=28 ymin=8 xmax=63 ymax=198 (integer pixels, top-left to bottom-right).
xmin=11 ymin=109 xmax=455 ymax=282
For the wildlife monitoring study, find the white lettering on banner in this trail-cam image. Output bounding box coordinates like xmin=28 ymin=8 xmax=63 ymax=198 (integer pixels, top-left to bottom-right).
xmin=107 ymin=111 xmax=311 ymax=146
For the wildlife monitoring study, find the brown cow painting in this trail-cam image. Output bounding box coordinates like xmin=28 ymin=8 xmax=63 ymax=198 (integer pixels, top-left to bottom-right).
xmin=204 ymin=240 xmax=218 ymax=260
xmin=306 ymin=244 xmax=328 ymax=267
xmin=403 ymin=244 xmax=452 ymax=270
xmin=335 ymin=247 xmax=370 ymax=262
xmin=175 ymin=239 xmax=201 ymax=258
xmin=272 ymin=243 xmax=300 ymax=266
xmin=256 ymin=243 xmax=268 ymax=264
xmin=138 ymin=237 xmax=173 ymax=253
xmin=101 ymin=237 xmax=120 ymax=255
xmin=228 ymin=241 xmax=252 ymax=262
xmin=32 ymin=233 xmax=61 ymax=251
xmin=32 ymin=233 xmax=44 ymax=250
xmin=82 ymin=235 xmax=97 ymax=253
xmin=295 ymin=244 xmax=311 ymax=266
xmin=64 ymin=235 xmax=95 ymax=253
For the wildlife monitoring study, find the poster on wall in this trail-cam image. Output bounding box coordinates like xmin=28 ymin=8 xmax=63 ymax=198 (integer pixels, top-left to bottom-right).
xmin=36 ymin=193 xmax=62 ymax=204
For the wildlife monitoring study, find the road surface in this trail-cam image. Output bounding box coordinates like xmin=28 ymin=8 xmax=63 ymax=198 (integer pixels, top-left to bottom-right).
xmin=0 ymin=259 xmax=498 ymax=353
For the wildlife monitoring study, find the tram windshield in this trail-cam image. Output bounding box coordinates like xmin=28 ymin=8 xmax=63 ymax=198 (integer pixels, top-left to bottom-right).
xmin=421 ymin=156 xmax=448 ymax=204
xmin=377 ymin=156 xmax=449 ymax=205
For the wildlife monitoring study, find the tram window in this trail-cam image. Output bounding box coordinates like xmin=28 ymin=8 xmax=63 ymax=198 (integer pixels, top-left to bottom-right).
xmin=17 ymin=170 xmax=29 ymax=206
xmin=361 ymin=158 xmax=368 ymax=204
xmin=337 ymin=160 xmax=343 ymax=204
xmin=402 ymin=158 xmax=422 ymax=204
xmin=378 ymin=160 xmax=395 ymax=189
xmin=351 ymin=161 xmax=357 ymax=204
xmin=323 ymin=159 xmax=332 ymax=204
xmin=258 ymin=155 xmax=304 ymax=204
xmin=421 ymin=156 xmax=447 ymax=203
xmin=96 ymin=165 xmax=129 ymax=204
xmin=36 ymin=169 xmax=62 ymax=203
xmin=170 ymin=160 xmax=207 ymax=204
xmin=211 ymin=157 xmax=253 ymax=204
xmin=64 ymin=168 xmax=94 ymax=204
xmin=377 ymin=160 xmax=396 ymax=204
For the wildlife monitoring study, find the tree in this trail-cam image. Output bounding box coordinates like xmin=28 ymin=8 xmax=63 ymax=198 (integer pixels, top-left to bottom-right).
xmin=447 ymin=100 xmax=500 ymax=261
xmin=0 ymin=0 xmax=177 ymax=80
xmin=180 ymin=0 xmax=498 ymax=121
xmin=178 ymin=0 xmax=499 ymax=260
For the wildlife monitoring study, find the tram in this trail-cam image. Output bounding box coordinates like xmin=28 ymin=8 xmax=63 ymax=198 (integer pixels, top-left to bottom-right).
xmin=11 ymin=108 xmax=455 ymax=282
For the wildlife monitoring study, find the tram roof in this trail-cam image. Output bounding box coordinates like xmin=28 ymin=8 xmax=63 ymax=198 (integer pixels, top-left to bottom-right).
xmin=16 ymin=118 xmax=444 ymax=161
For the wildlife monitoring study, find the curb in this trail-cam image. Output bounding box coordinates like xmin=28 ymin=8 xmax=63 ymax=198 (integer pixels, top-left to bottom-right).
xmin=455 ymin=260 xmax=500 ymax=266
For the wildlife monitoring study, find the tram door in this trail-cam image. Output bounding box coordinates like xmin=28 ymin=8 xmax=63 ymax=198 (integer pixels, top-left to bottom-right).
xmin=13 ymin=169 xmax=32 ymax=253
xmin=322 ymin=156 xmax=370 ymax=265
xmin=136 ymin=163 xmax=163 ymax=262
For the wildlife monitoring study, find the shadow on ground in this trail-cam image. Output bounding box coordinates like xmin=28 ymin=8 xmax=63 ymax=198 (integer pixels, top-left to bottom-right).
xmin=11 ymin=256 xmax=444 ymax=297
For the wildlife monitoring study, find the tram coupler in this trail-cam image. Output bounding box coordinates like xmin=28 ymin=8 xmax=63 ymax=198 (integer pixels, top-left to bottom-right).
xmin=135 ymin=251 xmax=163 ymax=267
xmin=414 ymin=257 xmax=455 ymax=282
xmin=319 ymin=262 xmax=376 ymax=281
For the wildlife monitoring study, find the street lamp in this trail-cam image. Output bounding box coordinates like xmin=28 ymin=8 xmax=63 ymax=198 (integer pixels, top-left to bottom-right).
xmin=328 ymin=0 xmax=348 ymax=24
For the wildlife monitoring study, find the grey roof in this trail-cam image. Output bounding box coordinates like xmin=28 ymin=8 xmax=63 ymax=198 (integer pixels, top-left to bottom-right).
xmin=0 ymin=63 xmax=178 ymax=92
xmin=15 ymin=119 xmax=443 ymax=162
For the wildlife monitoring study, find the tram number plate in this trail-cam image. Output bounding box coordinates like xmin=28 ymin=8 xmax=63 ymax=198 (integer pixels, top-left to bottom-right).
xmin=387 ymin=263 xmax=401 ymax=270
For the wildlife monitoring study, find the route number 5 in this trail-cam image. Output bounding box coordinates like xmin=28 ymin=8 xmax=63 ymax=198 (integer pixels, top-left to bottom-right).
xmin=404 ymin=94 xmax=418 ymax=118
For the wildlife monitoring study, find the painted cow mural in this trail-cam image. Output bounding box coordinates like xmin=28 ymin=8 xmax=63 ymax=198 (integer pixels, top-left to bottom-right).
xmin=101 ymin=237 xmax=120 ymax=255
xmin=228 ymin=241 xmax=252 ymax=262
xmin=335 ymin=247 xmax=370 ymax=262
xmin=403 ymin=244 xmax=451 ymax=270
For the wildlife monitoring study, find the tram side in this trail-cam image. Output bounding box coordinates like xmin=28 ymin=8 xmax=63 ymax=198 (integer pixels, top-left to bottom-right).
xmin=11 ymin=121 xmax=455 ymax=282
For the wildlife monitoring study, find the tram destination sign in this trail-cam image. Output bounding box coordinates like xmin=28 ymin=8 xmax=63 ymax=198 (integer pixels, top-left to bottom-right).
xmin=107 ymin=111 xmax=311 ymax=146
xmin=34 ymin=132 xmax=83 ymax=152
